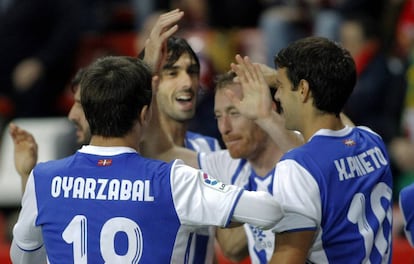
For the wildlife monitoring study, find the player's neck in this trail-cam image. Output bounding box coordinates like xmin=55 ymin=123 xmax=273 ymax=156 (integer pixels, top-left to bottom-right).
xmin=160 ymin=115 xmax=189 ymax=147
xmin=302 ymin=113 xmax=344 ymax=142
xmin=249 ymin=140 xmax=282 ymax=177
xmin=89 ymin=133 xmax=140 ymax=152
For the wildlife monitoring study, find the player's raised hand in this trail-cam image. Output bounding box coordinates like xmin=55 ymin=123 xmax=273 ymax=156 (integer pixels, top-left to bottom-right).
xmin=228 ymin=54 xmax=274 ymax=121
xmin=142 ymin=9 xmax=184 ymax=74
xmin=9 ymin=123 xmax=38 ymax=192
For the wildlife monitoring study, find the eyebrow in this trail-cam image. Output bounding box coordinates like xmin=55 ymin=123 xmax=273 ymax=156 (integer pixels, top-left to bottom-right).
xmin=162 ymin=65 xmax=180 ymax=71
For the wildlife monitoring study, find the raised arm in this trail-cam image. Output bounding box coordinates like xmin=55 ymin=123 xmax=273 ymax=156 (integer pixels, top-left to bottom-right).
xmin=9 ymin=123 xmax=38 ymax=192
xmin=140 ymin=9 xmax=184 ymax=73
xmin=228 ymin=55 xmax=303 ymax=151
xmin=140 ymin=74 xmax=199 ymax=168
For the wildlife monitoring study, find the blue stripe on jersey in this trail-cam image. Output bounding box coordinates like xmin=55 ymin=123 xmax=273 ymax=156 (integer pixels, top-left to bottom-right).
xmin=280 ymin=127 xmax=393 ymax=263
xmin=186 ymin=131 xmax=219 ymax=263
xmin=226 ymin=190 xmax=245 ymax=227
xmin=194 ymin=234 xmax=209 ymax=263
xmin=231 ymin=159 xmax=248 ymax=185
xmin=184 ymin=233 xmax=193 ymax=264
xmin=185 ymin=131 xmax=220 ymax=152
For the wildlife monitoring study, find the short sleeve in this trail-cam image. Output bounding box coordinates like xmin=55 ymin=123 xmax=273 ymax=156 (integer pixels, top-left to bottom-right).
xmin=170 ymin=160 xmax=243 ymax=227
xmin=272 ymin=159 xmax=321 ymax=233
xmin=12 ymin=172 xmax=44 ymax=251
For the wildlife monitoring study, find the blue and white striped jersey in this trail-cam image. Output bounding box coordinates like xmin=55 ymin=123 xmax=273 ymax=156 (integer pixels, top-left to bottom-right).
xmin=199 ymin=150 xmax=276 ymax=264
xmin=184 ymin=131 xmax=222 ymax=263
xmin=272 ymin=126 xmax=393 ymax=263
xmin=185 ymin=131 xmax=221 ymax=153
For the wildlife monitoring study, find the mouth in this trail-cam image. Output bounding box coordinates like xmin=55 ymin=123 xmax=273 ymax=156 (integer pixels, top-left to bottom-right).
xmin=175 ymin=90 xmax=195 ymax=110
xmin=223 ymin=137 xmax=241 ymax=148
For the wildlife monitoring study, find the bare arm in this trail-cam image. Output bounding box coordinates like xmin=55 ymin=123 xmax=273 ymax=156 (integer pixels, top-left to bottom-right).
xmin=137 ymin=9 xmax=200 ymax=167
xmin=216 ymin=227 xmax=249 ymax=262
xmin=228 ymin=55 xmax=303 ymax=152
xmin=269 ymin=230 xmax=315 ymax=264
xmin=9 ymin=123 xmax=38 ymax=192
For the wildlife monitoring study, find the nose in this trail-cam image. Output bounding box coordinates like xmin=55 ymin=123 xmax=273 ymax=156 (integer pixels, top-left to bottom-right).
xmin=180 ymin=71 xmax=193 ymax=88
xmin=67 ymin=105 xmax=76 ymax=121
xmin=218 ymin=115 xmax=232 ymax=135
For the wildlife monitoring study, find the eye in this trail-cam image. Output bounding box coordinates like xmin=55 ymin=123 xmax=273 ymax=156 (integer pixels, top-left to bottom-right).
xmin=163 ymin=69 xmax=178 ymax=77
xmin=187 ymin=65 xmax=200 ymax=76
xmin=229 ymin=111 xmax=240 ymax=117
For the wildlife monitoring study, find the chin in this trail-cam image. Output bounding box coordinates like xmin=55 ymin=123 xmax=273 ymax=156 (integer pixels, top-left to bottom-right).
xmin=228 ymin=149 xmax=246 ymax=159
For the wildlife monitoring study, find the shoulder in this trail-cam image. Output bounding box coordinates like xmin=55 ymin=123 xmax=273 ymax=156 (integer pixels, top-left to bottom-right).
xmin=186 ymin=131 xmax=221 ymax=145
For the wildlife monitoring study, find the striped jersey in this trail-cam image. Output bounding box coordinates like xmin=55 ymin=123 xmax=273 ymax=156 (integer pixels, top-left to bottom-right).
xmin=199 ymin=150 xmax=276 ymax=264
xmin=272 ymin=126 xmax=393 ymax=263
xmin=184 ymin=131 xmax=222 ymax=263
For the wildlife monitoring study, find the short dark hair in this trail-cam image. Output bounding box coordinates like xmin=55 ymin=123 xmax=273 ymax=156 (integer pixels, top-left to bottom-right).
xmin=214 ymin=71 xmax=237 ymax=91
xmin=80 ymin=56 xmax=152 ymax=137
xmin=275 ymin=36 xmax=356 ymax=115
xmin=138 ymin=36 xmax=200 ymax=74
xmin=70 ymin=68 xmax=86 ymax=93
xmin=164 ymin=36 xmax=200 ymax=72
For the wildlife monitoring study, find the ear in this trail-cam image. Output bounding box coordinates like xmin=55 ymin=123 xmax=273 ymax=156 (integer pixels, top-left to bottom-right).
xmin=140 ymin=105 xmax=151 ymax=126
xmin=298 ymin=79 xmax=311 ymax=102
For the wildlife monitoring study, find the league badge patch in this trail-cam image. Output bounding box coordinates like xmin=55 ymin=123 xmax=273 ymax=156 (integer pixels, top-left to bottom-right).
xmin=201 ymin=172 xmax=229 ymax=192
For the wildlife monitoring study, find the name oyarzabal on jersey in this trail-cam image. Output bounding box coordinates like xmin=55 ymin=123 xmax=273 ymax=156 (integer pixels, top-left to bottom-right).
xmin=50 ymin=176 xmax=155 ymax=201
xmin=49 ymin=170 xmax=230 ymax=202
xmin=334 ymin=144 xmax=388 ymax=181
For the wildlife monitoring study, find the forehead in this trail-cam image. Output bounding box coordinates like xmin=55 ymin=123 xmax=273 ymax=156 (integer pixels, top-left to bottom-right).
xmin=275 ymin=67 xmax=289 ymax=83
xmin=214 ymin=83 xmax=241 ymax=106
xmin=167 ymin=52 xmax=196 ymax=67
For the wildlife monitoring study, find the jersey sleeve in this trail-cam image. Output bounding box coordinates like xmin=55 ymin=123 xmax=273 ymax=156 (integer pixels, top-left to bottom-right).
xmin=11 ymin=172 xmax=47 ymax=263
xmin=399 ymin=183 xmax=414 ymax=247
xmin=170 ymin=160 xmax=244 ymax=227
xmin=198 ymin=150 xmax=243 ymax=184
xmin=271 ymin=159 xmax=321 ymax=233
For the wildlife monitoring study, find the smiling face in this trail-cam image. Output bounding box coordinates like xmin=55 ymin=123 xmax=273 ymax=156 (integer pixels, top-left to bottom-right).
xmin=214 ymin=83 xmax=269 ymax=159
xmin=156 ymin=53 xmax=200 ymax=122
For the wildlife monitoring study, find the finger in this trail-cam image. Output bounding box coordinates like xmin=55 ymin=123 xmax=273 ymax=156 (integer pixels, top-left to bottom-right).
xmin=231 ymin=56 xmax=248 ymax=84
xmin=253 ymin=63 xmax=267 ymax=87
xmin=159 ymin=24 xmax=179 ymax=42
xmin=224 ymin=88 xmax=241 ymax=110
xmin=151 ymin=10 xmax=183 ymax=38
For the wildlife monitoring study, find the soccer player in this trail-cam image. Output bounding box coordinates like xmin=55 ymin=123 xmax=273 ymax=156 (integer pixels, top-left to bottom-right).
xmin=228 ymin=37 xmax=393 ymax=263
xmin=139 ymin=10 xmax=222 ymax=263
xmin=139 ymin=10 xmax=303 ymax=264
xmin=141 ymin=54 xmax=303 ymax=264
xmin=10 ymin=55 xmax=284 ymax=263
xmin=400 ymin=183 xmax=414 ymax=247
xmin=10 ymin=9 xmax=223 ymax=263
